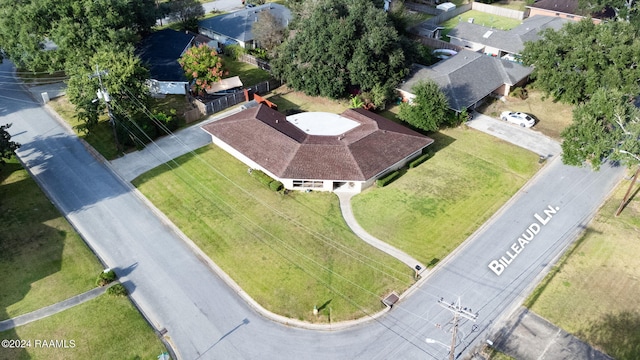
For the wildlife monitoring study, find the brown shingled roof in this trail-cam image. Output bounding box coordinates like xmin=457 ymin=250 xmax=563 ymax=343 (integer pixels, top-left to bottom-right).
xmin=202 ymin=104 xmax=434 ymax=181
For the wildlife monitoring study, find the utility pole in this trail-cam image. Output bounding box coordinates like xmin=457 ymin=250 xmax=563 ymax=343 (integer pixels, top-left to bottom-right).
xmin=438 ymin=297 xmax=477 ymax=360
xmin=90 ymin=65 xmax=121 ymax=153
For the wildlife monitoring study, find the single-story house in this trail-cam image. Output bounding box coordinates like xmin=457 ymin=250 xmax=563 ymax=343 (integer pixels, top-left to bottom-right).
xmin=136 ymin=29 xmax=194 ymax=95
xmin=448 ymin=15 xmax=568 ymax=59
xmin=526 ymin=0 xmax=613 ymax=23
xmin=201 ymin=104 xmax=434 ymax=193
xmin=397 ymin=49 xmax=532 ymax=112
xmin=198 ymin=3 xmax=292 ymax=50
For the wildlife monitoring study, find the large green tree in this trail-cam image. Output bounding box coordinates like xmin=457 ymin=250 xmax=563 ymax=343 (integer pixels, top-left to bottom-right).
xmin=271 ymin=0 xmax=407 ymax=100
xmin=66 ymin=46 xmax=153 ymax=147
xmin=397 ymin=80 xmax=451 ymax=132
xmin=0 ymin=124 xmax=21 ymax=167
xmin=521 ymin=19 xmax=640 ymax=105
xmin=0 ymin=0 xmax=157 ymax=72
xmin=166 ymin=0 xmax=205 ymax=31
xmin=561 ymin=88 xmax=640 ymax=170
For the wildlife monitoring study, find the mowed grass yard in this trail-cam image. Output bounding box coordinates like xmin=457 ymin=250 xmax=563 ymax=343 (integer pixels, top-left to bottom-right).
xmin=440 ymin=10 xmax=523 ymax=39
xmin=132 ymin=146 xmax=414 ymax=322
xmin=0 ymin=159 xmax=102 ymax=320
xmin=525 ymin=181 xmax=640 ymax=360
xmin=352 ymin=126 xmax=540 ymax=266
xmin=0 ymin=158 xmax=166 ymax=358
xmin=0 ymin=294 xmax=167 ymax=360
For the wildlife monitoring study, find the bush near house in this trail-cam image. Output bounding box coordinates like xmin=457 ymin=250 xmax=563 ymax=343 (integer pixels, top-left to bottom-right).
xmin=409 ymin=153 xmax=431 ymax=169
xmin=376 ymin=171 xmax=401 ymax=187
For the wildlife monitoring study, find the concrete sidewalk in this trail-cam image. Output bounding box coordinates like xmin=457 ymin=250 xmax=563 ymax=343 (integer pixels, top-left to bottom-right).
xmin=110 ymin=103 xmax=256 ymax=182
xmin=467 ymin=113 xmax=562 ymax=158
xmin=336 ymin=191 xmax=426 ymax=273
xmin=0 ymin=285 xmax=112 ymax=331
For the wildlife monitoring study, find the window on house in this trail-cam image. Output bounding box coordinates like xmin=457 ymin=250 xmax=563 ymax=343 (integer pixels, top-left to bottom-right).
xmin=293 ymin=180 xmax=324 ymax=188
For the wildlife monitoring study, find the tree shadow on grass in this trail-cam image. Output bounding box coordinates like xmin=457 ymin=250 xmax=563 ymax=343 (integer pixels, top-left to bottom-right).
xmin=1 ymin=161 xmax=66 ymax=359
xmin=577 ymin=310 xmax=640 ymax=360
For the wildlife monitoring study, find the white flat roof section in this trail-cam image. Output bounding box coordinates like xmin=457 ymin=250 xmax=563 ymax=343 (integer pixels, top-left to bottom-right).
xmin=286 ymin=112 xmax=360 ymax=136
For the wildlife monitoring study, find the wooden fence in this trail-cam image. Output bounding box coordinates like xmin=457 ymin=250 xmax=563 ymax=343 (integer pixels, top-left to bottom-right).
xmin=415 ymin=36 xmax=463 ymax=51
xmin=189 ymin=78 xmax=283 ymax=118
xmin=471 ymin=2 xmax=525 ymax=20
xmin=239 ymin=54 xmax=271 ymax=71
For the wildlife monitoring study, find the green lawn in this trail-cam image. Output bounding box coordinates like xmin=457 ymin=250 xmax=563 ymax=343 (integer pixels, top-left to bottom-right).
xmin=48 ymin=97 xmax=120 ymax=160
xmin=266 ymin=86 xmax=350 ymax=114
xmin=222 ymin=55 xmax=272 ymax=86
xmin=351 ymin=126 xmax=540 ymax=266
xmin=0 ymin=294 xmax=166 ymax=360
xmin=477 ymin=88 xmax=575 ymax=140
xmin=0 ymin=159 xmax=103 ymax=321
xmin=132 ymin=145 xmax=414 ymax=322
xmin=440 ymin=10 xmax=523 ymax=39
xmin=525 ymin=181 xmax=640 ymax=360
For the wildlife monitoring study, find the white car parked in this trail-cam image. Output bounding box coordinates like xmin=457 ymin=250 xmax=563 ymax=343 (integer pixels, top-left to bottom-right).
xmin=500 ymin=111 xmax=535 ymax=128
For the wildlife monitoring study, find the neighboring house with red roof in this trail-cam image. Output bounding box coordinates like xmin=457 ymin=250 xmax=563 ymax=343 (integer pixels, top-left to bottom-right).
xmin=201 ymin=104 xmax=434 ymax=193
xmin=526 ymin=0 xmax=613 ymax=23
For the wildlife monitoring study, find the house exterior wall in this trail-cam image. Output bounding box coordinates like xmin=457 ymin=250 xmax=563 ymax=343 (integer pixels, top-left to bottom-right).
xmin=449 ymin=37 xmax=484 ymax=52
xmin=147 ymin=80 xmax=188 ymax=95
xmin=527 ymin=8 xmax=602 ymax=23
xmin=207 ymin=133 xmax=428 ymax=194
xmin=198 ymin=28 xmax=247 ymax=48
xmin=483 ymin=46 xmax=501 ymax=57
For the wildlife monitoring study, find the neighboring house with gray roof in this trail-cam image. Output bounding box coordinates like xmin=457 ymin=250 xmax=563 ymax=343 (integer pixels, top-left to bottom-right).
xmin=448 ymin=15 xmax=568 ymax=59
xmin=198 ymin=3 xmax=292 ymax=49
xmin=397 ymin=50 xmax=532 ymax=112
xmin=201 ymin=104 xmax=433 ymax=193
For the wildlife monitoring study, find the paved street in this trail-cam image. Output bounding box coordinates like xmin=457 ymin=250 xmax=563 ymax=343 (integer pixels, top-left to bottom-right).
xmin=1 ymin=57 xmax=625 ymax=359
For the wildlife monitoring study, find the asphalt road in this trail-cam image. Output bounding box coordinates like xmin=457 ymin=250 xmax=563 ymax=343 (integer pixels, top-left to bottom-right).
xmin=1 ymin=58 xmax=625 ymax=359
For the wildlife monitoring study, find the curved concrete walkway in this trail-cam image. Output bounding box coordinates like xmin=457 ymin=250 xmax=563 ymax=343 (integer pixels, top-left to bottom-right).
xmin=336 ymin=191 xmax=426 ymax=273
xmin=0 ymin=284 xmax=113 ymax=331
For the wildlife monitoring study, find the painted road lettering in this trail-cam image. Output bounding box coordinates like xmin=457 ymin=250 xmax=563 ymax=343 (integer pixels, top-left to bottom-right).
xmin=488 ymin=205 xmax=560 ymax=276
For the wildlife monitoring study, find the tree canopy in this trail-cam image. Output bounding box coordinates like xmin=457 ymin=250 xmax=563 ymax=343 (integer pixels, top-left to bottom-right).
xmin=166 ymin=0 xmax=205 ymax=31
xmin=0 ymin=0 xmax=156 ymax=72
xmin=0 ymin=124 xmax=21 ymax=167
xmin=521 ymin=19 xmax=640 ymax=105
xmin=179 ymin=44 xmax=226 ymax=95
xmin=270 ymin=0 xmax=408 ymax=100
xmin=561 ymin=88 xmax=640 ymax=170
xmin=397 ymin=80 xmax=451 ymax=132
xmin=252 ymin=11 xmax=286 ymax=54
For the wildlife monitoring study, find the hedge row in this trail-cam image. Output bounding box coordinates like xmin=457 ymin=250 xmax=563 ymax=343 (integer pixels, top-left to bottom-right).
xmin=376 ymin=171 xmax=400 ymax=187
xmin=250 ymin=169 xmax=283 ymax=192
xmin=409 ymin=153 xmax=431 ymax=169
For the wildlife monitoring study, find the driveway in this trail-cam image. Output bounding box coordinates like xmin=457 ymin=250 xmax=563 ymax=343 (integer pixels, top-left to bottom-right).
xmin=467 ymin=113 xmax=562 ymax=158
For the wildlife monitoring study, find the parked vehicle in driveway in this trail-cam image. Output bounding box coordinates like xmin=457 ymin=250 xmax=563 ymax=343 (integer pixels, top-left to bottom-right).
xmin=500 ymin=111 xmax=535 ymax=128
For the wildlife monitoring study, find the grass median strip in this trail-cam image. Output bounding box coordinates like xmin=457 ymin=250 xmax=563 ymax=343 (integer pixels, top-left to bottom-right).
xmin=132 ymin=145 xmax=414 ymax=322
xmin=0 ymin=294 xmax=166 ymax=360
xmin=525 ymin=182 xmax=640 ymax=360
xmin=351 ymin=127 xmax=539 ymax=267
